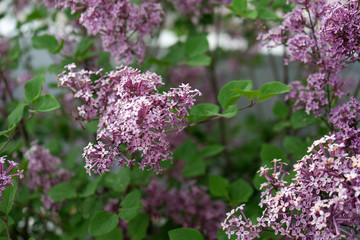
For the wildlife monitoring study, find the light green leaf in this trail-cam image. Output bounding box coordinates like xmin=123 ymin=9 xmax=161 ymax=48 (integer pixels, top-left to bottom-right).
xmin=89 ymin=211 xmax=118 ymax=236
xmin=199 ymin=144 xmax=224 ymax=157
xmin=47 ymin=182 xmax=76 ymax=202
xmin=258 ymin=82 xmax=291 ymax=102
xmin=214 ymin=105 xmax=238 ymax=119
xmin=218 ymin=80 xmax=252 ymax=108
xmin=96 ymin=228 xmax=123 ymax=240
xmin=233 ymin=88 xmax=260 ymax=100
xmin=190 ymin=103 xmax=219 ymax=123
xmin=209 ymin=175 xmax=229 ymax=198
xmin=32 ymin=35 xmax=58 ymax=52
xmin=184 ymin=35 xmax=209 ymax=58
xmin=103 ymin=168 xmax=131 ymax=193
xmin=34 ymin=94 xmax=60 ymax=112
xmin=233 ymin=0 xmax=247 ymax=12
xmin=0 ymin=182 xmax=17 ymax=215
xmin=257 ymin=7 xmax=278 ymax=20
xmin=169 ymin=228 xmax=204 ymax=240
xmin=184 ymin=54 xmax=211 ymax=67
xmin=24 ymin=75 xmax=45 ymax=103
xmin=7 ymin=102 xmax=26 ymax=126
xmin=162 ymin=44 xmax=185 ymax=65
xmin=244 ymin=9 xmax=258 ymax=18
xmin=118 ymin=190 xmax=143 ymax=221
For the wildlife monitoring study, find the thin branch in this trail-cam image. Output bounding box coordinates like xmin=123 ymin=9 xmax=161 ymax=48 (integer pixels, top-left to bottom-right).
xmin=0 ymin=216 xmax=11 ymax=240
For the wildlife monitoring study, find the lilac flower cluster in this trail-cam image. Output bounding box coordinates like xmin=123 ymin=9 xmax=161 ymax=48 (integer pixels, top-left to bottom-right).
xmin=143 ymin=179 xmax=226 ymax=240
xmin=58 ymin=64 xmax=201 ymax=175
xmin=42 ymin=0 xmax=163 ymax=64
xmin=174 ymin=0 xmax=231 ymax=16
xmin=0 ymin=156 xmax=23 ymax=201
xmin=222 ymin=135 xmax=360 ymax=239
xmin=25 ymin=143 xmax=72 ymax=213
xmin=261 ymin=0 xmax=360 ymax=116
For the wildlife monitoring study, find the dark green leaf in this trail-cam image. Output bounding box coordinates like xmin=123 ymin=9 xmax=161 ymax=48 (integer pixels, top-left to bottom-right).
xmin=182 ymin=157 xmax=206 ymax=178
xmin=199 ymin=145 xmax=224 ymax=157
xmin=162 ymin=44 xmax=185 ymax=65
xmin=32 ymin=35 xmax=58 ymax=52
xmin=80 ymin=176 xmax=103 ymax=197
xmin=273 ymin=101 xmax=289 ymax=120
xmin=75 ymin=37 xmax=94 ymax=58
xmin=0 ymin=125 xmax=16 ymax=138
xmin=260 ymin=144 xmax=286 ymax=165
xmin=290 ymin=109 xmax=318 ymax=129
xmin=258 ymin=81 xmax=291 ymax=102
xmin=47 ymin=182 xmax=76 ymax=202
xmin=184 ymin=35 xmax=209 ymax=58
xmin=51 ymin=39 xmax=64 ymax=54
xmin=128 ymin=213 xmax=149 ymax=240
xmin=96 ymin=228 xmax=123 ymax=240
xmin=89 ymin=211 xmax=118 ymax=236
xmin=190 ymin=103 xmax=219 ymax=123
xmin=233 ymin=0 xmax=247 ymax=12
xmin=118 ymin=190 xmax=143 ymax=221
xmin=169 ymin=228 xmax=204 ymax=240
xmin=24 ymin=75 xmax=45 ymax=103
xmin=229 ymin=179 xmax=253 ymax=205
xmin=173 ymin=139 xmax=197 ymax=160
xmin=283 ymin=136 xmax=308 ymax=160
xmin=218 ymin=80 xmax=252 ymax=108
xmin=103 ymin=168 xmax=131 ymax=193
xmin=34 ymin=94 xmax=60 ymax=112
xmin=209 ymin=175 xmax=229 ymax=198
xmin=0 ymin=182 xmax=17 ymax=215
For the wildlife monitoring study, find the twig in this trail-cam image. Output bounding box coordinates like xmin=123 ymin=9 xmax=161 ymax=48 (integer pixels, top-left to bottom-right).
xmin=0 ymin=216 xmax=11 ymax=240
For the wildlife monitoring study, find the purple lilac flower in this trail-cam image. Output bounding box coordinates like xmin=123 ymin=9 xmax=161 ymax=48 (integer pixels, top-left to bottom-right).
xmin=58 ymin=64 xmax=201 ymax=175
xmin=42 ymin=0 xmax=162 ymax=64
xmin=25 ymin=143 xmax=72 ymax=213
xmin=223 ymin=135 xmax=360 ymax=239
xmin=0 ymin=156 xmax=24 ymax=201
xmin=143 ymin=179 xmax=226 ymax=240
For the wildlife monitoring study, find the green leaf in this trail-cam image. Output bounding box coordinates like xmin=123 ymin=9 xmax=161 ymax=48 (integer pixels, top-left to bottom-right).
xmin=229 ymin=179 xmax=253 ymax=205
xmin=260 ymin=144 xmax=286 ymax=165
xmin=257 ymin=7 xmax=278 ymax=20
xmin=0 ymin=125 xmax=16 ymax=138
xmin=89 ymin=211 xmax=119 ymax=236
xmin=79 ymin=197 xmax=96 ymax=219
xmin=31 ymin=34 xmax=58 ymax=52
xmin=24 ymin=75 xmax=45 ymax=103
xmin=51 ymin=39 xmax=64 ymax=54
xmin=173 ymin=139 xmax=197 ymax=160
xmin=169 ymin=228 xmax=204 ymax=240
xmin=273 ymin=101 xmax=289 ymax=120
xmin=233 ymin=0 xmax=247 ymax=12
xmin=103 ymin=168 xmax=131 ymax=193
xmin=184 ymin=54 xmax=211 ymax=67
xmin=199 ymin=144 xmax=224 ymax=157
xmin=118 ymin=190 xmax=143 ymax=221
xmin=190 ymin=104 xmax=219 ymax=123
xmin=75 ymin=37 xmax=94 ymax=58
xmin=47 ymin=182 xmax=76 ymax=202
xmin=215 ymin=105 xmax=238 ymax=119
xmin=283 ymin=136 xmax=308 ymax=160
xmin=209 ymin=175 xmax=229 ymax=198
xmin=80 ymin=176 xmax=103 ymax=198
xmin=218 ymin=80 xmax=252 ymax=108
xmin=128 ymin=213 xmax=149 ymax=240
xmin=162 ymin=44 xmax=185 ymax=65
xmin=184 ymin=35 xmax=209 ymax=58
xmin=0 ymin=182 xmax=17 ymax=215
xmin=7 ymin=102 xmax=26 ymax=126
xmin=290 ymin=109 xmax=318 ymax=129
xmin=258 ymin=82 xmax=291 ymax=102
xmin=253 ymin=172 xmax=266 ymax=191
xmin=233 ymin=88 xmax=260 ymax=100
xmin=244 ymin=9 xmax=258 ymax=18
xmin=96 ymin=228 xmax=123 ymax=240
xmin=182 ymin=157 xmax=206 ymax=178
xmin=98 ymin=52 xmax=111 ymax=68
xmin=33 ymin=94 xmax=60 ymax=112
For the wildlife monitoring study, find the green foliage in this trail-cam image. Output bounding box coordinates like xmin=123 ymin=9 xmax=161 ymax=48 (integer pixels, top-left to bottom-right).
xmin=103 ymin=168 xmax=131 ymax=193
xmin=209 ymin=175 xmax=229 ymax=198
xmin=24 ymin=75 xmax=45 ymax=104
xmin=47 ymin=182 xmax=77 ymax=202
xmin=89 ymin=211 xmax=119 ymax=236
xmin=260 ymin=144 xmax=287 ymax=165
xmin=229 ymin=179 xmax=253 ymax=205
xmin=7 ymin=102 xmax=26 ymax=126
xmin=283 ymin=136 xmax=308 ymax=160
xmin=118 ymin=190 xmax=143 ymax=221
xmin=128 ymin=213 xmax=149 ymax=240
xmin=182 ymin=156 xmax=206 ymax=178
xmin=168 ymin=228 xmax=204 ymax=240
xmin=31 ymin=34 xmax=61 ymax=53
xmin=0 ymin=182 xmax=17 ymax=216
xmin=199 ymin=145 xmax=224 ymax=157
xmin=273 ymin=101 xmax=289 ymax=120
xmin=33 ymin=94 xmax=60 ymax=112
xmin=218 ymin=80 xmax=252 ymax=108
xmin=257 ymin=82 xmax=291 ymax=102
xmin=290 ymin=109 xmax=318 ymax=129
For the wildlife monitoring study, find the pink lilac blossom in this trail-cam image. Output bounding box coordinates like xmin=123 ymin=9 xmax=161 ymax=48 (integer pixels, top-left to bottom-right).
xmin=223 ymin=135 xmax=360 ymax=239
xmin=0 ymin=156 xmax=24 ymax=201
xmin=25 ymin=143 xmax=72 ymax=213
xmin=143 ymin=179 xmax=226 ymax=240
xmin=58 ymin=64 xmax=201 ymax=175
xmin=42 ymin=0 xmax=162 ymax=64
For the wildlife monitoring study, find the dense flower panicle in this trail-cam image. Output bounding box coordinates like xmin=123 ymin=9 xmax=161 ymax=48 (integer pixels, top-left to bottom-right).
xmin=174 ymin=0 xmax=231 ymax=15
xmin=43 ymin=0 xmax=162 ymax=64
xmin=58 ymin=64 xmax=201 ymax=175
xmin=0 ymin=156 xmax=24 ymax=201
xmin=143 ymin=180 xmax=226 ymax=240
xmin=25 ymin=143 xmax=72 ymax=213
xmin=223 ymin=135 xmax=360 ymax=239
xmin=329 ymin=97 xmax=360 ymax=154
